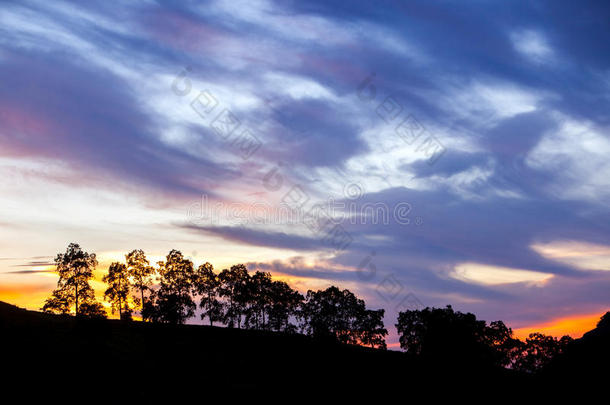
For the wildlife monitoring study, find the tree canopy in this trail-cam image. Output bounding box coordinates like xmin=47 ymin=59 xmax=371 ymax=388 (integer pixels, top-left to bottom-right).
xmin=147 ymin=250 xmax=197 ymax=324
xmin=300 ymin=286 xmax=388 ymax=348
xmin=42 ymin=243 xmax=105 ymax=318
xmin=396 ymin=305 xmax=573 ymax=372
xmin=125 ymin=249 xmax=154 ymax=320
xmin=194 ymin=262 xmax=223 ymax=326
xmin=103 ymin=262 xmax=132 ymax=320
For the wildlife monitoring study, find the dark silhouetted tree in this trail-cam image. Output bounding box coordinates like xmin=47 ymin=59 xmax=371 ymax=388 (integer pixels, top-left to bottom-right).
xmin=153 ymin=250 xmax=197 ymax=324
xmin=484 ymin=320 xmax=522 ymax=368
xmin=194 ymin=262 xmax=223 ymax=326
xmin=103 ymin=262 xmax=132 ymax=320
xmin=395 ymin=308 xmax=427 ymax=355
xmin=42 ymin=243 xmax=105 ymax=318
xmin=245 ymin=271 xmax=273 ymax=329
xmin=78 ymin=301 xmax=107 ymax=319
xmin=301 ymin=286 xmax=386 ymax=347
xmin=395 ymin=306 xmax=563 ymax=369
xmin=396 ymin=305 xmax=504 ymax=366
xmin=514 ymin=332 xmax=573 ymax=373
xmin=218 ymin=264 xmax=250 ymax=328
xmin=141 ymin=289 xmax=160 ymax=322
xmin=125 ymin=249 xmax=155 ymax=321
xmin=42 ymin=289 xmax=71 ymax=315
xmin=356 ymin=309 xmax=388 ymax=349
xmin=300 ymin=286 xmax=360 ymax=343
xmin=267 ymin=280 xmax=303 ymax=333
xmin=597 ymin=311 xmax=610 ymax=330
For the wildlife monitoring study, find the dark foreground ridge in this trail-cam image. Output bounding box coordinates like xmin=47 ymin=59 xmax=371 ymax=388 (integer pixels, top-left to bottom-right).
xmin=2 ymin=301 xmax=608 ymax=398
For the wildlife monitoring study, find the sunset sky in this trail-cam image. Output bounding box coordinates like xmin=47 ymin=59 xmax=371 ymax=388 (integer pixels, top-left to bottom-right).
xmin=1 ymin=0 xmax=609 ymax=346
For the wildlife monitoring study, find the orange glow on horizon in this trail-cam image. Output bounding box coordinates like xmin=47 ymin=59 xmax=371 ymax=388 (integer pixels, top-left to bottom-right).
xmin=513 ymin=312 xmax=602 ymax=340
xmin=0 ymin=282 xmax=54 ymax=310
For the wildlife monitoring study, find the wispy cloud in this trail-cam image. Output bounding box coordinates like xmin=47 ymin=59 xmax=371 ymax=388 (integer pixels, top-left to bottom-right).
xmin=1 ymin=0 xmax=610 ymax=339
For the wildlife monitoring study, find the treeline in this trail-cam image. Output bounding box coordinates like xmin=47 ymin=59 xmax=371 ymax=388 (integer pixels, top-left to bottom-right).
xmin=396 ymin=305 xmax=575 ymax=373
xmin=42 ymin=243 xmax=597 ymax=373
xmin=42 ymin=243 xmax=389 ymax=349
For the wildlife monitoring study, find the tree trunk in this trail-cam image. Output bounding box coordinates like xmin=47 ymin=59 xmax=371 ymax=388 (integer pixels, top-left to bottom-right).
xmin=229 ymin=294 xmax=234 ymax=328
xmin=208 ymin=292 xmax=214 ymax=326
xmin=141 ymin=286 xmax=145 ymax=322
xmin=118 ymin=278 xmax=122 ymax=320
xmin=75 ymin=284 xmax=78 ymax=316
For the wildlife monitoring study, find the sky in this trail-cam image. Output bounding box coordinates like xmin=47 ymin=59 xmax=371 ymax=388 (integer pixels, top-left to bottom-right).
xmin=1 ymin=0 xmax=610 ymax=347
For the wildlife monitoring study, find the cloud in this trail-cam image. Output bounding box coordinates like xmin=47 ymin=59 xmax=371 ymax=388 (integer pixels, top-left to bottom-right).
xmin=532 ymin=240 xmax=610 ymax=272
xmin=178 ymin=223 xmax=326 ymax=251
xmin=452 ymin=262 xmax=553 ymax=286
xmin=525 ymin=116 xmax=610 ymax=204
xmin=439 ymin=81 xmax=546 ymax=126
xmin=262 ymin=97 xmax=369 ymax=167
xmin=4 ymin=269 xmax=55 ymax=274
xmin=510 ymin=30 xmax=554 ymax=63
xmin=247 ymin=256 xmax=361 ymax=284
xmin=10 ymin=260 xmax=55 ymax=268
xmin=0 ymin=47 xmax=235 ymax=199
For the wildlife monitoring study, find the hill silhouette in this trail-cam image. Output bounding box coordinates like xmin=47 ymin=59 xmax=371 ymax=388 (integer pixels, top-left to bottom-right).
xmin=2 ymin=300 xmax=530 ymax=399
xmin=540 ymin=313 xmax=610 ymax=387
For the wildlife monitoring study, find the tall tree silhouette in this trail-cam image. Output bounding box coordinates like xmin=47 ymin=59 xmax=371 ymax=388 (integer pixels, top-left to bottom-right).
xmin=194 ymin=262 xmax=223 ymax=326
xmin=484 ymin=320 xmax=522 ymax=368
xmin=514 ymin=332 xmax=573 ymax=373
xmin=42 ymin=243 xmax=105 ymax=318
xmin=218 ymin=264 xmax=250 ymax=328
xmin=267 ymin=280 xmax=303 ymax=333
xmin=103 ymin=262 xmax=132 ymax=320
xmin=245 ymin=271 xmax=273 ymax=329
xmin=301 ymin=286 xmax=386 ymax=347
xmin=125 ymin=249 xmax=155 ymax=321
xmin=396 ymin=306 xmax=524 ymax=367
xmin=356 ymin=309 xmax=388 ymax=349
xmin=152 ymin=250 xmax=197 ymax=324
